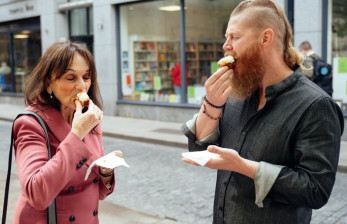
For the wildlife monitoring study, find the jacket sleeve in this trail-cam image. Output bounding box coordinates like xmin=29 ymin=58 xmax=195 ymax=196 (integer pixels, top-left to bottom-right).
xmin=14 ymin=116 xmax=95 ymax=210
xmin=258 ymin=97 xmax=343 ymax=209
xmin=95 ymin=125 xmax=116 ymax=200
xmin=181 ymin=113 xmax=220 ymax=152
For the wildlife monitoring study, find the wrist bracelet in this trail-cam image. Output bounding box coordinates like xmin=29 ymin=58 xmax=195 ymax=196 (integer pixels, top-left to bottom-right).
xmin=203 ymin=96 xmax=225 ymax=109
xmin=99 ymin=169 xmax=114 ymax=177
xmin=203 ymin=103 xmax=222 ymax=120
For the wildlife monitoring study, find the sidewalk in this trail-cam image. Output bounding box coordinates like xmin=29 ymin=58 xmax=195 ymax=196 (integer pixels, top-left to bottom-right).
xmin=1 ymin=103 xmax=346 ymax=172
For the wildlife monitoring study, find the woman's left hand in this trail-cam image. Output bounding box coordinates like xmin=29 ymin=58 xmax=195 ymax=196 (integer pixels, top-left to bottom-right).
xmin=99 ymin=150 xmax=123 ymax=175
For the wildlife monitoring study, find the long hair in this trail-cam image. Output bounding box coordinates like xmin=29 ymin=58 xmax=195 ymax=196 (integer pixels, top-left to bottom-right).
xmin=24 ymin=40 xmax=103 ymax=110
xmin=231 ymin=0 xmax=304 ymax=70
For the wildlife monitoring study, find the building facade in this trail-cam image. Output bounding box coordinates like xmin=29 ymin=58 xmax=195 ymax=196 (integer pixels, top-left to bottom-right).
xmin=0 ymin=0 xmax=346 ymax=122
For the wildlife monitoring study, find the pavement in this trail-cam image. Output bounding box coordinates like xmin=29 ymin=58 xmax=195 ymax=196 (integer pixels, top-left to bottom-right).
xmin=0 ymin=102 xmax=347 ymax=223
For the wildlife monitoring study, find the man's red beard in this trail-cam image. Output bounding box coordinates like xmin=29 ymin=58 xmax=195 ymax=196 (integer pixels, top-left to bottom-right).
xmin=229 ymin=43 xmax=266 ymax=100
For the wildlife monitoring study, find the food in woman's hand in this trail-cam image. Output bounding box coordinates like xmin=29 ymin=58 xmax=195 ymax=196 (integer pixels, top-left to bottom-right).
xmin=218 ymin=55 xmax=235 ymax=69
xmin=72 ymin=92 xmax=90 ymax=107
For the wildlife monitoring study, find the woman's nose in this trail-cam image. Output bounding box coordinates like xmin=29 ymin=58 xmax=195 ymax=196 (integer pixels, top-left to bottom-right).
xmin=76 ymin=78 xmax=87 ymax=91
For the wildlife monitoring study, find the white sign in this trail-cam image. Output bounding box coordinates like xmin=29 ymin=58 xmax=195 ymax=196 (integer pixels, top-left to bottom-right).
xmin=0 ymin=0 xmax=39 ymax=22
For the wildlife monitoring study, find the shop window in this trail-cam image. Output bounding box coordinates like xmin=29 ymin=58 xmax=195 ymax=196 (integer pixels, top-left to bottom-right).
xmin=119 ymin=0 xmax=241 ymax=105
xmin=332 ymin=0 xmax=347 ymax=104
xmin=120 ymin=0 xmax=180 ymax=103
xmin=332 ymin=0 xmax=347 ymax=58
xmin=13 ymin=30 xmax=41 ymax=93
xmin=0 ymin=34 xmax=11 ymax=92
xmin=0 ymin=17 xmax=41 ymax=94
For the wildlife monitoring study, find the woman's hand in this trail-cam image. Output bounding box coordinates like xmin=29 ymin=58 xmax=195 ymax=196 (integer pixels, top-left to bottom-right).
xmin=71 ymin=100 xmax=103 ymax=140
xmin=204 ymin=66 xmax=233 ymax=107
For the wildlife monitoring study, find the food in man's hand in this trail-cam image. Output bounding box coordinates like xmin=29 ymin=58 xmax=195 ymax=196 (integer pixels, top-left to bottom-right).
xmin=72 ymin=92 xmax=90 ymax=107
xmin=218 ymin=55 xmax=235 ymax=69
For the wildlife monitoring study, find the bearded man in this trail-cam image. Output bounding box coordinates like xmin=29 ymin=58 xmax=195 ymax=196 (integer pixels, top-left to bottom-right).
xmin=181 ymin=0 xmax=343 ymax=223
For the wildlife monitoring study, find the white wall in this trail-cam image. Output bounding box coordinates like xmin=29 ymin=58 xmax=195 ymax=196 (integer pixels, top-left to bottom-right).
xmin=294 ymin=0 xmax=323 ymax=56
xmin=40 ymin=0 xmax=69 ymax=54
xmin=93 ymin=0 xmax=118 ymax=115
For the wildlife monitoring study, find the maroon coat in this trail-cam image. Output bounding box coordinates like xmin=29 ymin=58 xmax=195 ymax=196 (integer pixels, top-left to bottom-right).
xmin=13 ymin=104 xmax=115 ymax=224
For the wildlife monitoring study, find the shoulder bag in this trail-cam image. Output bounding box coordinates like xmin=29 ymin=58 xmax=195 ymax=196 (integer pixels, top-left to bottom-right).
xmin=2 ymin=111 xmax=57 ymax=224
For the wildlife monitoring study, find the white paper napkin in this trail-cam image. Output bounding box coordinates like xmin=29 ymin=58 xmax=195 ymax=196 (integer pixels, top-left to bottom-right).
xmin=182 ymin=150 xmax=220 ymax=166
xmin=84 ymin=153 xmax=130 ymax=181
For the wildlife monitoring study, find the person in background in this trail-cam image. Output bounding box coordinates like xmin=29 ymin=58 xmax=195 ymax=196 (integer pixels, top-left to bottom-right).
xmin=299 ymin=41 xmax=321 ymax=79
xmin=0 ymin=61 xmax=11 ymax=75
xmin=0 ymin=61 xmax=12 ymax=91
xmin=170 ymin=63 xmax=189 ymax=96
xmin=13 ymin=41 xmax=122 ymax=223
xmin=182 ymin=0 xmax=343 ymax=223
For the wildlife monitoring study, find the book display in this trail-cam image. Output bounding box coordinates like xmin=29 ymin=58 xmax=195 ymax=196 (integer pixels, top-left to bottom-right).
xmin=132 ymin=41 xmax=224 ymax=102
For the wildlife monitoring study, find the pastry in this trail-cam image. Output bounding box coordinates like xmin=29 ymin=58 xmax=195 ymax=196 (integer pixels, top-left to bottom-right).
xmin=72 ymin=92 xmax=90 ymax=107
xmin=217 ymin=55 xmax=235 ymax=69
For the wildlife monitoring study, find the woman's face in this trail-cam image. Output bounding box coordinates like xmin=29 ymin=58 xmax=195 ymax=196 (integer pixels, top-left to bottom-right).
xmin=47 ymin=53 xmax=91 ymax=111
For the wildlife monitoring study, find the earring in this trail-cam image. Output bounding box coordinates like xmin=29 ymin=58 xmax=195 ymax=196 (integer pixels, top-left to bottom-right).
xmin=49 ymin=92 xmax=53 ymax=99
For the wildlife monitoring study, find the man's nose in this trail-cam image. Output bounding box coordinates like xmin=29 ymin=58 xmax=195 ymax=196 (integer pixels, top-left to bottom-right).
xmin=223 ymin=38 xmax=233 ymax=52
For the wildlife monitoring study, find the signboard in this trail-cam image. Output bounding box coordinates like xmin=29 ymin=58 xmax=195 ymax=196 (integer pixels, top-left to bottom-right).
xmin=0 ymin=0 xmax=39 ymax=22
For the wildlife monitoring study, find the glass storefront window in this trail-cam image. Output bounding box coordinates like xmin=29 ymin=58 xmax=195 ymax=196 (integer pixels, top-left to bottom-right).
xmin=184 ymin=0 xmax=242 ymax=104
xmin=70 ymin=8 xmax=88 ymax=36
xmin=13 ymin=30 xmax=41 ymax=93
xmin=119 ymin=0 xmax=242 ymax=105
xmin=332 ymin=0 xmax=347 ymax=58
xmin=0 ymin=34 xmax=11 ymax=92
xmin=0 ymin=17 xmax=41 ymax=94
xmin=120 ymin=0 xmax=180 ymax=103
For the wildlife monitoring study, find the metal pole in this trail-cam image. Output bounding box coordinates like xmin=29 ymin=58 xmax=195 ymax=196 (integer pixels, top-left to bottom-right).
xmin=180 ymin=0 xmax=186 ymax=104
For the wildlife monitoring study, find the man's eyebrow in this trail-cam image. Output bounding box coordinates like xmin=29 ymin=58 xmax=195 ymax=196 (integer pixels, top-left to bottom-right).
xmin=225 ymin=31 xmax=236 ymax=38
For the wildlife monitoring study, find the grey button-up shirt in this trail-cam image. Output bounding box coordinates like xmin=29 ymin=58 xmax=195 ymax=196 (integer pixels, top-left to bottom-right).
xmin=182 ymin=68 xmax=344 ymax=223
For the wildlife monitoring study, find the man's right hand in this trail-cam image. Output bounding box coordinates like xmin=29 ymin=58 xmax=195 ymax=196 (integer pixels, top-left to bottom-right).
xmin=204 ymin=66 xmax=233 ymax=107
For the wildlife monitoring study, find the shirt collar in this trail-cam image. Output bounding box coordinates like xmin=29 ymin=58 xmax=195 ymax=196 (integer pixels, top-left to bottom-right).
xmin=264 ymin=66 xmax=302 ymax=101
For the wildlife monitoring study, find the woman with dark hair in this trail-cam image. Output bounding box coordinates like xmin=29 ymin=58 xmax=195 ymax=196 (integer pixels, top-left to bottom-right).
xmin=13 ymin=41 xmax=121 ymax=223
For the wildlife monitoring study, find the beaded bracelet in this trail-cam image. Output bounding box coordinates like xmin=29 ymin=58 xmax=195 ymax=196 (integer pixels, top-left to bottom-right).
xmin=99 ymin=169 xmax=114 ymax=177
xmin=203 ymin=96 xmax=225 ymax=109
xmin=203 ymin=103 xmax=222 ymax=120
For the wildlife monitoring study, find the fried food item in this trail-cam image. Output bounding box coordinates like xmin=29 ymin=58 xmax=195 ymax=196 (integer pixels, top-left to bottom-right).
xmin=217 ymin=55 xmax=235 ymax=69
xmin=72 ymin=92 xmax=90 ymax=107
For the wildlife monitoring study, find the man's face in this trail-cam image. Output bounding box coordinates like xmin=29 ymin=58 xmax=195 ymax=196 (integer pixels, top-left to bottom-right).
xmin=230 ymin=41 xmax=266 ymax=100
xmin=223 ymin=13 xmax=266 ymax=100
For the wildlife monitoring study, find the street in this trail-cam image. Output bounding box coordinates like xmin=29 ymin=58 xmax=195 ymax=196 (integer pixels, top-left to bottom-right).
xmin=0 ymin=119 xmax=347 ymax=223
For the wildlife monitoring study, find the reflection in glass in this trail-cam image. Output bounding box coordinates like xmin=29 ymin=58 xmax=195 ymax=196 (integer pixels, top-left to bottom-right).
xmin=70 ymin=8 xmax=88 ymax=36
xmin=120 ymin=0 xmax=180 ymax=103
xmin=13 ymin=30 xmax=41 ymax=92
xmin=0 ymin=34 xmax=12 ymax=92
xmin=184 ymin=0 xmax=242 ymax=104
xmin=332 ymin=0 xmax=347 ymax=58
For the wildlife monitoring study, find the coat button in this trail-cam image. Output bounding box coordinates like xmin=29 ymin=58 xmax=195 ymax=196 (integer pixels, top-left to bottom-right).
xmin=82 ymin=158 xmax=87 ymax=163
xmin=69 ymin=215 xmax=75 ymax=222
xmin=79 ymin=161 xmax=84 ymax=166
xmin=68 ymin=186 xmax=74 ymax=193
xmin=76 ymin=164 xmax=82 ymax=169
xmin=93 ymin=177 xmax=99 ymax=183
xmin=93 ymin=210 xmax=98 ymax=216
